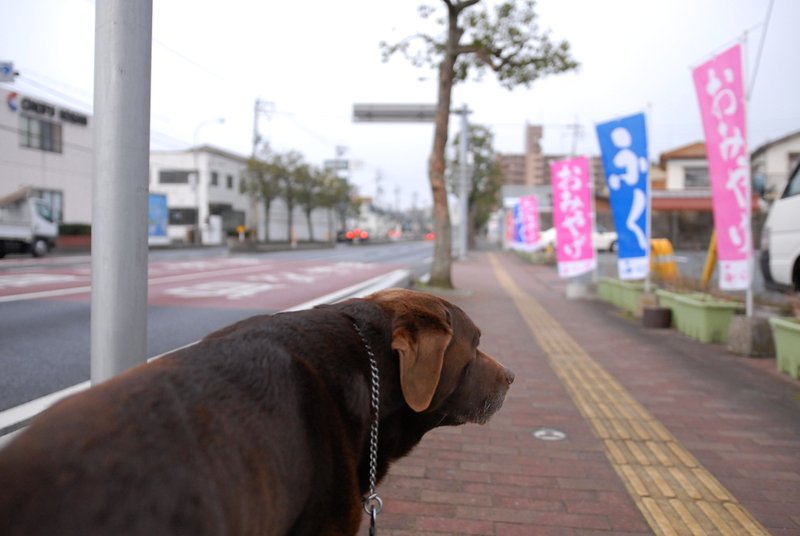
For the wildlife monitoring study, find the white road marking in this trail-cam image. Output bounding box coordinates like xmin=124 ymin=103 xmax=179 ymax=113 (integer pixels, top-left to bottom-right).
xmin=0 ymin=268 xmax=412 ymax=447
xmin=0 ymin=261 xmax=384 ymax=304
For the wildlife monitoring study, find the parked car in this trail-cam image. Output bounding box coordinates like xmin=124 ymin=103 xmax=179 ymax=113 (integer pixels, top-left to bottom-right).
xmin=760 ymin=160 xmax=800 ymax=290
xmin=593 ymin=224 xmax=619 ymax=252
xmin=537 ymin=225 xmax=618 ymax=252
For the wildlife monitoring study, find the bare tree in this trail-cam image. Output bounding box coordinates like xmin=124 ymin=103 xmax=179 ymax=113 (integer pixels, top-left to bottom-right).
xmin=295 ymin=165 xmax=332 ymax=243
xmin=381 ymin=0 xmax=578 ymax=288
xmin=241 ymin=144 xmax=282 ymax=242
xmin=276 ymin=151 xmax=305 ymax=244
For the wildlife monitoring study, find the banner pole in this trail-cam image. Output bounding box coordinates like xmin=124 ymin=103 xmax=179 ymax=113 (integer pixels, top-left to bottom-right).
xmin=590 ymin=165 xmax=598 ymax=284
xmin=742 ymin=34 xmax=754 ymax=318
xmin=644 ymin=105 xmax=653 ymax=294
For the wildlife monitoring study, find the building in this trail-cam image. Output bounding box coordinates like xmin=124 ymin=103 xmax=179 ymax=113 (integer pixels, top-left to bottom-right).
xmin=1 ymin=88 xmax=341 ymax=245
xmin=0 ymin=88 xmax=92 ymax=223
xmin=497 ymin=124 xmax=606 ymax=195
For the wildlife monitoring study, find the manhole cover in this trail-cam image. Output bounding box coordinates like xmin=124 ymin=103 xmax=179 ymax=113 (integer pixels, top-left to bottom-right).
xmin=533 ymin=428 xmax=567 ymax=441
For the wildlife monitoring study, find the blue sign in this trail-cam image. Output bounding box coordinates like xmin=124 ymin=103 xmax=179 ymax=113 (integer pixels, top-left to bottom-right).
xmin=148 ymin=193 xmax=168 ymax=240
xmin=512 ymin=203 xmax=524 ymax=243
xmin=596 ymin=113 xmax=650 ymax=280
xmin=0 ymin=62 xmax=15 ymax=82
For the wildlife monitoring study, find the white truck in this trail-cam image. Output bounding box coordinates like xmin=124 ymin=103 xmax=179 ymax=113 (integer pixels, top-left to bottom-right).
xmin=760 ymin=160 xmax=800 ymax=291
xmin=0 ymin=193 xmax=59 ymax=258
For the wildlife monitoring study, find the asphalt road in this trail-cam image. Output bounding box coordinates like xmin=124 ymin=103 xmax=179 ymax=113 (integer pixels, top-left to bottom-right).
xmin=0 ymin=241 xmax=433 ymax=413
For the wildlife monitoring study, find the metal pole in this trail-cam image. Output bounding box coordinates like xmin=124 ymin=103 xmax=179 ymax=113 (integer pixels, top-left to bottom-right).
xmin=644 ymin=105 xmax=653 ymax=294
xmin=192 ymin=118 xmax=225 ymax=245
xmin=91 ymin=0 xmax=153 ymax=383
xmin=742 ymin=33 xmax=754 ymax=317
xmin=458 ymin=104 xmax=469 ymax=260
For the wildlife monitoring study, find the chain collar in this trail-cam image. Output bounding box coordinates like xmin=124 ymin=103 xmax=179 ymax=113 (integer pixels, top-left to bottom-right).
xmin=351 ymin=321 xmax=383 ymax=533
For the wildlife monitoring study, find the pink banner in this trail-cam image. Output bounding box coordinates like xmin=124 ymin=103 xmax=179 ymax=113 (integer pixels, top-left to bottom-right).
xmin=550 ymin=157 xmax=596 ymax=278
xmin=692 ymin=43 xmax=752 ymax=290
xmin=518 ymin=195 xmax=540 ymax=248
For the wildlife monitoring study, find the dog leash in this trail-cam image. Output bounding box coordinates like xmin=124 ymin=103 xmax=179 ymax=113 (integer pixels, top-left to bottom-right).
xmin=351 ymin=321 xmax=383 ymax=535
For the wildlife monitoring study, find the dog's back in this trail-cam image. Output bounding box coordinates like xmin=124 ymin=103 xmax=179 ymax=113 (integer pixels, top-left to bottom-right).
xmin=0 ymin=309 xmax=368 ymax=536
xmin=0 ymin=290 xmax=512 ymax=535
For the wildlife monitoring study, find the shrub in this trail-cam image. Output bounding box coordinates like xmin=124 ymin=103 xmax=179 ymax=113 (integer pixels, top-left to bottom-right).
xmin=59 ymin=223 xmax=92 ymax=236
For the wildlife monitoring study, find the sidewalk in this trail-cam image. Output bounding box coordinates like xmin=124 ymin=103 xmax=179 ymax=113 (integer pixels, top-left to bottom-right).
xmin=366 ymin=250 xmax=800 ymax=535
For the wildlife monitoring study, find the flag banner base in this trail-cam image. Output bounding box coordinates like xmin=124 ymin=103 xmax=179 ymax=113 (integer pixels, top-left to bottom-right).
xmin=558 ymin=259 xmax=597 ymax=278
xmin=508 ymin=242 xmax=543 ymax=253
xmin=617 ymin=256 xmax=649 ymax=280
xmin=719 ymin=259 xmax=751 ymax=290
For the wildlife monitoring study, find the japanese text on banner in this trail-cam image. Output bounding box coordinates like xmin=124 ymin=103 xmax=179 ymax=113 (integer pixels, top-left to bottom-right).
xmin=595 ymin=113 xmax=650 ymax=281
xmin=692 ymin=43 xmax=751 ymax=290
xmin=550 ymin=157 xmax=596 ymax=278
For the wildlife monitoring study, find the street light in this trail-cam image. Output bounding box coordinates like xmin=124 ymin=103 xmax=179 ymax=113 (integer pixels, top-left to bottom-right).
xmin=192 ymin=118 xmax=225 ymax=244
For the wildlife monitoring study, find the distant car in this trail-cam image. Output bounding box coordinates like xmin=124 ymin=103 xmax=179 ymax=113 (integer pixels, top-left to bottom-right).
xmin=537 ymin=226 xmax=618 ymax=252
xmin=593 ymin=224 xmax=619 ymax=252
xmin=337 ymin=227 xmax=369 ymax=243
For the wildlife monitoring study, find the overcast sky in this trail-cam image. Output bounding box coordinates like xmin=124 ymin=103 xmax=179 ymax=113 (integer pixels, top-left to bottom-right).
xmin=2 ymin=0 xmax=798 ymax=210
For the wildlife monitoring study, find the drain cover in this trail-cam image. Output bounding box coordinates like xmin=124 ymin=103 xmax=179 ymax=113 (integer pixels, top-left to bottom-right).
xmin=533 ymin=428 xmax=567 ymax=441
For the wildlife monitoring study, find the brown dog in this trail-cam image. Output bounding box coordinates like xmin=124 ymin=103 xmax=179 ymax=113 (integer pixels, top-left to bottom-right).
xmin=0 ymin=288 xmax=513 ymax=535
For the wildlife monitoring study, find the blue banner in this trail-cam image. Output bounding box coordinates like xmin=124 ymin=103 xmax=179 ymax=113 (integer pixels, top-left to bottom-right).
xmin=596 ymin=113 xmax=650 ymax=280
xmin=148 ymin=193 xmax=169 ymax=244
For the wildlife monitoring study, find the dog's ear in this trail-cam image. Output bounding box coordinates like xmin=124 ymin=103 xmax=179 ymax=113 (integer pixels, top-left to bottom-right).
xmin=392 ymin=323 xmax=452 ymax=412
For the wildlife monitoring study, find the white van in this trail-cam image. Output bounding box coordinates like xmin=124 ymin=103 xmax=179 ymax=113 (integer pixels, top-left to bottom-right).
xmin=760 ymin=160 xmax=800 ymax=290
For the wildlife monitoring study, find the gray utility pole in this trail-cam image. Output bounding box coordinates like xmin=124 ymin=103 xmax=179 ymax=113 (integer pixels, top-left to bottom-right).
xmin=457 ymin=104 xmax=471 ymax=260
xmin=252 ymin=98 xmax=274 ymax=156
xmin=91 ymin=0 xmax=153 ymax=383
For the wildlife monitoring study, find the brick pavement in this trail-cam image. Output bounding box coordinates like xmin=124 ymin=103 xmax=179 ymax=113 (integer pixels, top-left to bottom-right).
xmin=362 ymin=250 xmax=800 ymax=535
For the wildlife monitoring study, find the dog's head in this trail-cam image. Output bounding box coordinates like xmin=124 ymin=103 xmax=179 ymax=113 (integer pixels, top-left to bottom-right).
xmin=367 ymin=288 xmax=514 ymax=425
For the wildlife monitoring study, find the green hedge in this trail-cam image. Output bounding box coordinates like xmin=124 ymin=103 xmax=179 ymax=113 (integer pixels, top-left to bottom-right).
xmin=59 ymin=223 xmax=92 ymax=236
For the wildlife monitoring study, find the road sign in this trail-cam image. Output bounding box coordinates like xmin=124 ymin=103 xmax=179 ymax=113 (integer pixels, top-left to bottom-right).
xmin=352 ymin=103 xmax=437 ymax=123
xmin=0 ymin=62 xmax=17 ymax=82
xmin=324 ymin=159 xmax=350 ymax=171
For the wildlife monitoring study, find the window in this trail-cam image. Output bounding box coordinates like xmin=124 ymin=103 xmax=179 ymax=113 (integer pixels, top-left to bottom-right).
xmin=159 ymin=170 xmax=192 ymax=184
xmin=783 ymin=163 xmax=800 ymax=199
xmin=168 ymin=208 xmax=197 ymax=225
xmin=35 ymin=202 xmax=55 ymax=223
xmin=210 ymin=171 xmax=219 ymax=187
xmin=789 ymin=152 xmax=800 ymax=173
xmin=684 ymin=166 xmax=709 ymax=188
xmin=227 ymin=174 xmax=234 ymax=189
xmin=19 ymin=116 xmax=62 ymax=153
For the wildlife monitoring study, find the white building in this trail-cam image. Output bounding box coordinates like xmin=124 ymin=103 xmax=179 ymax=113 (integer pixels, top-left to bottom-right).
xmin=1 ymin=88 xmax=337 ymax=244
xmin=150 ymin=146 xmax=338 ymax=244
xmin=0 ymin=88 xmax=92 ymax=223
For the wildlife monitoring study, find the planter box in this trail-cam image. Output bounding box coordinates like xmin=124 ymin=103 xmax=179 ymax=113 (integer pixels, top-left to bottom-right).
xmin=769 ymin=316 xmax=800 ymax=379
xmin=597 ymin=277 xmax=646 ymax=316
xmin=56 ymin=235 xmax=91 ymax=251
xmin=655 ymin=289 xmax=741 ymax=344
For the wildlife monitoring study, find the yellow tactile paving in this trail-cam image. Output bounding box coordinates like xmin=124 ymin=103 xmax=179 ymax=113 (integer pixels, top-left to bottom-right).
xmin=488 ymin=254 xmax=770 ymax=536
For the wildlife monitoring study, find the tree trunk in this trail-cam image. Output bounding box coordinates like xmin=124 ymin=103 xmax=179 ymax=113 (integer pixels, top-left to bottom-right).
xmin=427 ymin=7 xmax=462 ymax=289
xmin=262 ymin=198 xmax=271 ymax=243
xmin=286 ymin=198 xmax=294 ymax=243
xmin=468 ymin=201 xmax=477 ymax=248
xmin=306 ymin=210 xmax=314 ymax=242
